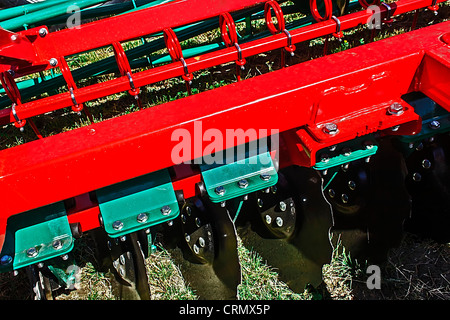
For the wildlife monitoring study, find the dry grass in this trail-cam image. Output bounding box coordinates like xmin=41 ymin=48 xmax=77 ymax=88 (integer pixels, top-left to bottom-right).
xmin=322 ymin=233 xmax=450 ymax=300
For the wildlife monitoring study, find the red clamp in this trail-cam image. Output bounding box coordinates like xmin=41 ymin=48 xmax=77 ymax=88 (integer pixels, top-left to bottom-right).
xmin=163 ymin=28 xmax=193 ymax=84
xmin=219 ymin=12 xmax=247 ymax=68
xmin=310 ymin=0 xmax=343 ymax=40
xmin=112 ymin=42 xmax=141 ymax=98
xmin=264 ymin=1 xmax=296 ymax=55
xmin=427 ymin=0 xmax=439 ymax=15
xmin=59 ymin=57 xmax=84 ymax=114
xmin=0 ymin=71 xmax=26 ymax=130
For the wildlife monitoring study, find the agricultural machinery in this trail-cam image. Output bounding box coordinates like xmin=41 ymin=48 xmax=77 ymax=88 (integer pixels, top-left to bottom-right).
xmin=0 ymin=0 xmax=449 ymax=300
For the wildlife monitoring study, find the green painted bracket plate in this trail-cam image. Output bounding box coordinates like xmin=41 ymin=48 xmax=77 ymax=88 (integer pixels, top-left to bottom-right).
xmin=97 ymin=169 xmax=179 ymax=238
xmin=200 ymin=151 xmax=278 ymax=203
xmin=0 ymin=202 xmax=73 ymax=272
xmin=314 ymin=135 xmax=378 ymax=171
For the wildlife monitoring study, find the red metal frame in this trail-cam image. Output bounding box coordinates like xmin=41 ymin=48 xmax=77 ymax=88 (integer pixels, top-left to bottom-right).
xmin=0 ymin=0 xmax=449 ymax=251
xmin=0 ymin=21 xmax=448 ymax=245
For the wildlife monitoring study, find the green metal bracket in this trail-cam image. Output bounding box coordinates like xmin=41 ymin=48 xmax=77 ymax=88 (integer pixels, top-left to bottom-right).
xmin=313 ymin=135 xmax=378 ymax=171
xmin=395 ymin=96 xmax=450 ymax=157
xmin=0 ymin=202 xmax=74 ymax=272
xmin=97 ymin=169 xmax=179 ymax=238
xmin=200 ymin=150 xmax=278 ymax=203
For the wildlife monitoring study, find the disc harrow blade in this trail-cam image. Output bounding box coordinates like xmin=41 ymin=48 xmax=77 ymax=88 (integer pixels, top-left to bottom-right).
xmin=325 ymin=138 xmax=411 ymax=263
xmin=403 ymin=133 xmax=450 ymax=243
xmin=166 ymin=197 xmax=241 ymax=300
xmin=237 ymin=166 xmax=334 ymax=292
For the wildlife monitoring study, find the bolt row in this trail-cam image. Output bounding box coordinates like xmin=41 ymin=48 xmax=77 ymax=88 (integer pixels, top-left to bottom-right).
xmin=112 ymin=205 xmax=172 ymax=231
xmin=214 ymin=174 xmax=272 ymax=197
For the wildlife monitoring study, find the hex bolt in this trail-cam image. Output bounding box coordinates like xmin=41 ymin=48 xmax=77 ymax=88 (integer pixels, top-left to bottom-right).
xmin=1 ymin=255 xmax=12 ymax=265
xmin=238 ymin=179 xmax=249 ymax=189
xmin=275 ymin=217 xmax=283 ymax=227
xmin=193 ymin=244 xmax=200 ymax=254
xmin=265 ymin=214 xmax=272 ymax=224
xmin=320 ymin=154 xmax=330 ymax=163
xmin=112 ymin=220 xmax=123 ymax=231
xmin=412 ymin=172 xmax=422 ymax=182
xmin=52 ymin=239 xmax=63 ymax=250
xmin=161 ymin=205 xmax=171 ymax=216
xmin=137 ymin=212 xmax=148 ymax=223
xmin=323 ymin=123 xmax=338 ymax=135
xmin=342 ymin=148 xmax=352 ymax=156
xmin=328 ymin=189 xmax=336 ymax=198
xmin=215 ymin=186 xmax=226 ymax=196
xmin=61 ymin=254 xmax=69 ymax=261
xmin=195 ymin=217 xmax=201 ymax=227
xmin=185 ymin=233 xmax=190 ymax=242
xmin=422 ymin=159 xmax=431 ymax=169
xmin=257 ymin=198 xmax=264 ymax=208
xmin=220 ymin=201 xmax=226 ymax=207
xmin=341 ymin=194 xmax=349 ymax=204
xmin=387 ymin=102 xmax=404 ymax=116
xmin=27 ymin=247 xmax=38 ymax=258
xmin=348 ymin=180 xmax=356 ymax=191
xmin=49 ymin=58 xmax=58 ymax=67
xmin=38 ymin=28 xmax=48 ymax=37
xmin=198 ymin=237 xmax=206 ymax=248
xmin=260 ymin=174 xmax=271 ymax=181
xmin=363 ymin=141 xmax=374 ymax=150
xmin=279 ymin=201 xmax=287 ymax=212
xmin=429 ymin=120 xmax=441 ymax=130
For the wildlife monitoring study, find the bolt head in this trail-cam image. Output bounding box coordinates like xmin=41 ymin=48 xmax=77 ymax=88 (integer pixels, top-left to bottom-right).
xmin=388 ymin=102 xmax=404 ymax=115
xmin=38 ymin=28 xmax=48 ymax=37
xmin=52 ymin=239 xmax=63 ymax=250
xmin=193 ymin=244 xmax=200 ymax=254
xmin=238 ymin=179 xmax=249 ymax=189
xmin=412 ymin=172 xmax=422 ymax=182
xmin=279 ymin=201 xmax=287 ymax=212
xmin=161 ymin=205 xmax=172 ymax=215
xmin=215 ymin=186 xmax=226 ymax=196
xmin=422 ymin=159 xmax=431 ymax=169
xmin=198 ymin=237 xmax=206 ymax=248
xmin=49 ymin=58 xmax=58 ymax=67
xmin=328 ymin=189 xmax=336 ymax=198
xmin=26 ymin=247 xmax=38 ymax=258
xmin=260 ymin=174 xmax=271 ymax=181
xmin=429 ymin=120 xmax=441 ymax=130
xmin=112 ymin=220 xmax=124 ymax=231
xmin=137 ymin=212 xmax=148 ymax=223
xmin=1 ymin=255 xmax=12 ymax=265
xmin=323 ymin=123 xmax=338 ymax=135
xmin=341 ymin=194 xmax=349 ymax=204
xmin=265 ymin=214 xmax=272 ymax=224
xmin=348 ymin=180 xmax=356 ymax=190
xmin=275 ymin=217 xmax=283 ymax=227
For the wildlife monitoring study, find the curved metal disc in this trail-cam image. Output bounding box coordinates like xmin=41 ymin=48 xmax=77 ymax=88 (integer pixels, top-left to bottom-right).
xmin=325 ymin=138 xmax=410 ymax=263
xmin=403 ymin=134 xmax=450 ymax=243
xmin=89 ymin=229 xmax=151 ymax=300
xmin=168 ymin=197 xmax=241 ymax=300
xmin=237 ymin=166 xmax=334 ymax=292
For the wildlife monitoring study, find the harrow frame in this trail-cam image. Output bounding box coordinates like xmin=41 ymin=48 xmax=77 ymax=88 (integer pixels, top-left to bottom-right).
xmin=0 ymin=0 xmax=449 ymax=299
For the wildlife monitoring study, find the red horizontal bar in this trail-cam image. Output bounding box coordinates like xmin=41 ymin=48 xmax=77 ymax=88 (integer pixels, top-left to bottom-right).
xmin=0 ymin=0 xmax=446 ymax=125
